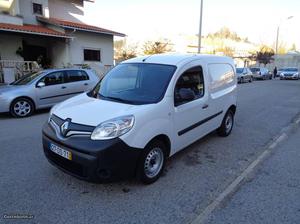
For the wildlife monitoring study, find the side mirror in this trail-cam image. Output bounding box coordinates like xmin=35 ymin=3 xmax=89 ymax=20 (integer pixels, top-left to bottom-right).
xmin=178 ymin=88 xmax=195 ymax=101
xmin=37 ymin=82 xmax=46 ymax=88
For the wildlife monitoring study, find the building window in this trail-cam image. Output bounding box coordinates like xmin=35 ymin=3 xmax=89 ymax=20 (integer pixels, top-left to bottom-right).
xmin=33 ymin=3 xmax=43 ymax=15
xmin=84 ymin=49 xmax=101 ymax=62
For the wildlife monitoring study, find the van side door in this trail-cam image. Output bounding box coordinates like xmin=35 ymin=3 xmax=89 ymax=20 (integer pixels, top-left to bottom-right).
xmin=172 ymin=63 xmax=214 ymax=152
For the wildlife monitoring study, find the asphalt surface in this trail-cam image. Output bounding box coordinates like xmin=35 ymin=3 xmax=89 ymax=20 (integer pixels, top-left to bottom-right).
xmin=206 ymin=124 xmax=300 ymax=224
xmin=1 ymin=79 xmax=300 ymax=224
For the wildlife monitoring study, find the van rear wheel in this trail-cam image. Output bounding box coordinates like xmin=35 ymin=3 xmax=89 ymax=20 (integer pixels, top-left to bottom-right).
xmin=137 ymin=140 xmax=166 ymax=184
xmin=217 ymin=110 xmax=234 ymax=137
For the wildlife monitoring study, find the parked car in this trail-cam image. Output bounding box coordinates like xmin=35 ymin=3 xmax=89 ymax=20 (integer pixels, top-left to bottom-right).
xmin=236 ymin=67 xmax=253 ymax=83
xmin=250 ymin=67 xmax=272 ymax=80
xmin=279 ymin=67 xmax=299 ymax=80
xmin=43 ymin=54 xmax=237 ymax=184
xmin=0 ymin=69 xmax=100 ymax=117
xmin=276 ymin=68 xmax=284 ymax=77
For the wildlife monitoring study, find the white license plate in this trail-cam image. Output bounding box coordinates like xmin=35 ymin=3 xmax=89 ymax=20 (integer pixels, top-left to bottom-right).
xmin=50 ymin=143 xmax=72 ymax=160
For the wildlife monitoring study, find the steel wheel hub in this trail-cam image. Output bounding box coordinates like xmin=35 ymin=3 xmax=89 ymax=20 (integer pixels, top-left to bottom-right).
xmin=225 ymin=114 xmax=233 ymax=133
xmin=144 ymin=147 xmax=164 ymax=178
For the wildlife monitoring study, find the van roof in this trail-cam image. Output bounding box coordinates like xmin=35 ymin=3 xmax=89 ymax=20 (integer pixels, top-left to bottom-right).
xmin=122 ymin=53 xmax=233 ymax=66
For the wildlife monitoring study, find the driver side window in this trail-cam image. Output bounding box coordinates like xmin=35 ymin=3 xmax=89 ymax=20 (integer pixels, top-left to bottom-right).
xmin=174 ymin=66 xmax=204 ymax=106
xmin=40 ymin=71 xmax=65 ymax=86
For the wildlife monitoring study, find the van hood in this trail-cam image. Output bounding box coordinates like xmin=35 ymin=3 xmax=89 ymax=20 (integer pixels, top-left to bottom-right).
xmin=52 ymin=93 xmax=139 ymax=126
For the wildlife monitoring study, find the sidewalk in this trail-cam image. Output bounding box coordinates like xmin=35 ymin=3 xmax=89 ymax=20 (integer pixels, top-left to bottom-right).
xmin=206 ymin=128 xmax=300 ymax=224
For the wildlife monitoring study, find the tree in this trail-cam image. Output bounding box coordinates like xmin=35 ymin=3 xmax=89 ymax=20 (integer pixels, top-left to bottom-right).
xmin=207 ymin=27 xmax=242 ymax=42
xmin=277 ymin=42 xmax=288 ymax=54
xmin=254 ymin=45 xmax=275 ymax=66
xmin=290 ymin=43 xmax=297 ymax=51
xmin=143 ymin=41 xmax=172 ymax=55
xmin=114 ymin=39 xmax=137 ymax=62
xmin=215 ymin=46 xmax=235 ymax=57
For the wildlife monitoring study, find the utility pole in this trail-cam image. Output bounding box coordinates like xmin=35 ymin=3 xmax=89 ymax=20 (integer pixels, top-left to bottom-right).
xmin=275 ymin=26 xmax=280 ymax=54
xmin=198 ymin=0 xmax=203 ymax=54
xmin=275 ymin=16 xmax=293 ymax=54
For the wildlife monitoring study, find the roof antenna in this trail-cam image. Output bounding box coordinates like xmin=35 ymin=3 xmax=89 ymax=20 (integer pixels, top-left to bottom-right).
xmin=142 ymin=55 xmax=152 ymax=62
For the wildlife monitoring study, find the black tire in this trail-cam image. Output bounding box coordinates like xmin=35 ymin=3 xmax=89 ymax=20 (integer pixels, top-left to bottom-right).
xmin=217 ymin=110 xmax=234 ymax=137
xmin=137 ymin=140 xmax=167 ymax=184
xmin=240 ymin=77 xmax=244 ymax=83
xmin=249 ymin=76 xmax=253 ymax=83
xmin=10 ymin=97 xmax=34 ymax=118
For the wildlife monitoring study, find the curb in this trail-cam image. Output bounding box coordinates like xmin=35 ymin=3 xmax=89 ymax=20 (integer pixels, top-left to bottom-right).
xmin=190 ymin=112 xmax=300 ymax=224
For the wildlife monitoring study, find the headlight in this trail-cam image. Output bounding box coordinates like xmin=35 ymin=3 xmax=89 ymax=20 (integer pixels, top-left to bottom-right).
xmin=48 ymin=104 xmax=60 ymax=123
xmin=91 ymin=115 xmax=135 ymax=140
xmin=50 ymin=103 xmax=59 ymax=115
xmin=293 ymin=73 xmax=299 ymax=76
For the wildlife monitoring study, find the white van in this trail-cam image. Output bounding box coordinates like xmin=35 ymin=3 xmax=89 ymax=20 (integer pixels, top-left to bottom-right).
xmin=42 ymin=54 xmax=237 ymax=184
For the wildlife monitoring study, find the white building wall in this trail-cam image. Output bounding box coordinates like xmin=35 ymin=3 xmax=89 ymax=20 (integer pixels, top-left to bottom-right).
xmin=19 ymin=0 xmax=49 ymax=25
xmin=48 ymin=0 xmax=84 ymax=23
xmin=0 ymin=14 xmax=23 ymax=25
xmin=0 ymin=34 xmax=23 ymax=61
xmin=68 ymin=31 xmax=114 ymax=69
xmin=50 ymin=40 xmax=69 ymax=68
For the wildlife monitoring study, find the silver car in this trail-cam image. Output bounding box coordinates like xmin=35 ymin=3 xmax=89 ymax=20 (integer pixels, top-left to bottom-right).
xmin=250 ymin=67 xmax=272 ymax=80
xmin=279 ymin=67 xmax=299 ymax=80
xmin=0 ymin=69 xmax=100 ymax=117
xmin=236 ymin=67 xmax=253 ymax=83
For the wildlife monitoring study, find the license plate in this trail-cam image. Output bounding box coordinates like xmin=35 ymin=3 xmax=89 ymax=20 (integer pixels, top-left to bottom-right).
xmin=49 ymin=143 xmax=72 ymax=160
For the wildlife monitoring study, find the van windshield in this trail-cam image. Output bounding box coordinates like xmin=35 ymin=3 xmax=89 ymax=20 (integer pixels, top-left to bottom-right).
xmin=93 ymin=63 xmax=177 ymax=105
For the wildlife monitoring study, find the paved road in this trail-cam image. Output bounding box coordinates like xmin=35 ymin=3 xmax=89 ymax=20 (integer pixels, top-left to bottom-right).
xmin=1 ymin=80 xmax=300 ymax=224
xmin=206 ymin=125 xmax=300 ymax=224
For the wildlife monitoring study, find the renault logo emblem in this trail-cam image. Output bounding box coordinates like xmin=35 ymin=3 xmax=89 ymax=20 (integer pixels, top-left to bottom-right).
xmin=61 ymin=119 xmax=71 ymax=137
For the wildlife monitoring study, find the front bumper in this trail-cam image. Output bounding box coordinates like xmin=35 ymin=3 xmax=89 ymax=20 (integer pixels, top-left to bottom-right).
xmin=42 ymin=122 xmax=142 ymax=182
xmin=281 ymin=76 xmax=298 ymax=80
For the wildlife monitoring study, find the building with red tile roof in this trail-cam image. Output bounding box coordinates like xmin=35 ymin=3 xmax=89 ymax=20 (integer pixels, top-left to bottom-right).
xmin=0 ymin=0 xmax=125 ymax=83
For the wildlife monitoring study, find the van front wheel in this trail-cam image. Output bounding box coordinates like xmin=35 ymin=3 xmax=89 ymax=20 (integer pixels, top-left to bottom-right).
xmin=217 ymin=110 xmax=234 ymax=137
xmin=137 ymin=140 xmax=166 ymax=184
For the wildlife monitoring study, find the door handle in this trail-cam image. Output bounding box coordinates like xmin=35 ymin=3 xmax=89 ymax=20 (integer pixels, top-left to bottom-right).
xmin=61 ymin=86 xmax=67 ymax=89
xmin=84 ymin=83 xmax=89 ymax=86
xmin=202 ymin=104 xmax=209 ymax=109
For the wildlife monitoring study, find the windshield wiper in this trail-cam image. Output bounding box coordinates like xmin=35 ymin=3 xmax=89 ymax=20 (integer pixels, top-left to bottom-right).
xmin=98 ymin=93 xmax=134 ymax=104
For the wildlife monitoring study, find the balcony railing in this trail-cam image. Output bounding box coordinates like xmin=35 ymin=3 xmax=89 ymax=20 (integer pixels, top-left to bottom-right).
xmin=0 ymin=60 xmax=40 ymax=83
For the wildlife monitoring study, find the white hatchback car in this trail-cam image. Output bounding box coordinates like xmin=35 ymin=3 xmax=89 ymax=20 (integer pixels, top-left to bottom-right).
xmin=43 ymin=54 xmax=237 ymax=184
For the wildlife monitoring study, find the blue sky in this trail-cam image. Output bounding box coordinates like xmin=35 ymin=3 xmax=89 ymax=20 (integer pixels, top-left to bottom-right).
xmin=84 ymin=0 xmax=300 ymax=48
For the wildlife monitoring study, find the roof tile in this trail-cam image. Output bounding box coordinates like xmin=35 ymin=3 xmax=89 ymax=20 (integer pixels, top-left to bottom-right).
xmin=0 ymin=23 xmax=69 ymax=38
xmin=37 ymin=17 xmax=125 ymax=37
